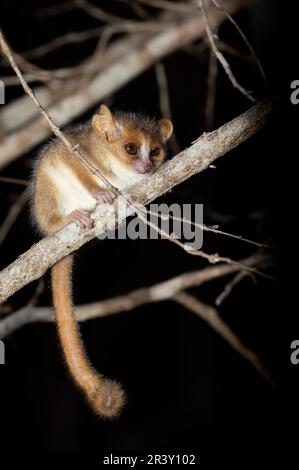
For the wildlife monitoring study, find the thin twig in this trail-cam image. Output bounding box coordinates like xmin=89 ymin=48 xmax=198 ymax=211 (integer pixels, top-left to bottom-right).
xmin=185 ymin=39 xmax=252 ymax=62
xmin=0 ymin=30 xmax=265 ymax=276
xmin=0 ymin=31 xmax=193 ymax=264
xmin=136 ymin=0 xmax=196 ymax=13
xmin=0 ymin=253 xmax=268 ymax=338
xmin=205 ymin=50 xmax=218 ymax=129
xmin=155 ymin=61 xmax=180 ymax=153
xmin=170 ymin=238 xmax=273 ymax=280
xmin=74 ymin=20 xmax=169 ymax=87
xmin=125 ymin=0 xmax=151 ymax=19
xmin=174 ymin=291 xmax=272 ymax=382
xmin=215 ymin=270 xmax=250 ymax=305
xmin=74 ymin=0 xmax=125 ymax=23
xmin=0 ymin=31 xmax=120 ymax=193
xmin=218 ymin=40 xmax=252 ymax=62
xmin=199 ymin=0 xmax=256 ymax=103
xmin=146 ymin=208 xmax=274 ymax=249
xmin=0 ymin=0 xmax=244 ymax=167
xmin=0 ymin=187 xmax=30 ymax=246
xmin=18 ymin=28 xmax=105 ymax=61
xmin=0 ymin=176 xmax=29 ymax=186
xmin=28 ymin=278 xmax=45 ymax=307
xmin=211 ymin=0 xmax=267 ymax=84
xmin=0 ymin=98 xmax=273 ymax=303
xmin=175 ymin=216 xmax=274 ymax=249
xmin=4 ymin=50 xmax=53 ymax=84
xmin=35 ymin=1 xmax=76 ymax=17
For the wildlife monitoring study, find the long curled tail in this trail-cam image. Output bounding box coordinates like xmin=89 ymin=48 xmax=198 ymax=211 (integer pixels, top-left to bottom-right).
xmin=51 ymin=255 xmax=125 ymax=418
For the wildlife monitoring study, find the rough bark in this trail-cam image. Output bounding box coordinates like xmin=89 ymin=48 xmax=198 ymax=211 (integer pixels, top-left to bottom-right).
xmin=0 ymin=99 xmax=272 ymax=304
xmin=0 ymin=0 xmax=244 ymax=169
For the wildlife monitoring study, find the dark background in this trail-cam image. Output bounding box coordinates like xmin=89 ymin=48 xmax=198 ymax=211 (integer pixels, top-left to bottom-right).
xmin=0 ymin=0 xmax=297 ymax=462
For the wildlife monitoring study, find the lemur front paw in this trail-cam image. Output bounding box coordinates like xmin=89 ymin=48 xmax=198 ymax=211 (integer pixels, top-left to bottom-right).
xmin=66 ymin=210 xmax=94 ymax=229
xmin=91 ymin=188 xmax=115 ymax=205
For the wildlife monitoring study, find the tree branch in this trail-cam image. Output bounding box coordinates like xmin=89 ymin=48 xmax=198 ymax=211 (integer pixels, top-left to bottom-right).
xmin=0 ymin=99 xmax=272 ymax=304
xmin=174 ymin=291 xmax=272 ymax=382
xmin=0 ymin=0 xmax=244 ymax=169
xmin=199 ymin=0 xmax=255 ymax=102
xmin=0 ymin=187 xmax=30 ymax=246
xmin=0 ymin=253 xmax=268 ymax=339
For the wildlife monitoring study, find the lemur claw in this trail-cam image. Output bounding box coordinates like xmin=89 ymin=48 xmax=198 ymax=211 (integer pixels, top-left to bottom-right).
xmin=92 ymin=188 xmax=115 ymax=205
xmin=66 ymin=210 xmax=94 ymax=229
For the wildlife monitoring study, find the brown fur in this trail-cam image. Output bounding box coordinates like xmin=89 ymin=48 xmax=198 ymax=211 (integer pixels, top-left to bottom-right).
xmin=52 ymin=256 xmax=126 ymax=418
xmin=32 ymin=105 xmax=173 ymax=418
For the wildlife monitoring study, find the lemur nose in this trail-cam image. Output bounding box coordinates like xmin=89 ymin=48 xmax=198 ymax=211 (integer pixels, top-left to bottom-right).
xmin=142 ymin=162 xmax=153 ymax=173
xmin=134 ymin=159 xmax=153 ymax=174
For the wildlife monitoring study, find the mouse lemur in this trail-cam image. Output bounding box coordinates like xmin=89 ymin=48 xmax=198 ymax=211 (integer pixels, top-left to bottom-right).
xmin=32 ymin=104 xmax=173 ymax=418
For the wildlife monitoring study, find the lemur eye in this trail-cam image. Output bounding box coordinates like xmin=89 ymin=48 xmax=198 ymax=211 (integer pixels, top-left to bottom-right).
xmin=150 ymin=147 xmax=160 ymax=157
xmin=125 ymin=143 xmax=137 ymax=155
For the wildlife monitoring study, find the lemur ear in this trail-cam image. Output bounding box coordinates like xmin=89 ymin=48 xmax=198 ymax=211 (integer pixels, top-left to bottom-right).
xmin=158 ymin=118 xmax=173 ymax=142
xmin=92 ymin=104 xmax=120 ymax=142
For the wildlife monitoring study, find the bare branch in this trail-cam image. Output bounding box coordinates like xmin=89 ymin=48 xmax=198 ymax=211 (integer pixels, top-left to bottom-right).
xmin=1 ymin=28 xmax=105 ymax=62
xmin=136 ymin=0 xmax=196 ymax=13
xmin=1 ymin=21 xmax=171 ymax=88
xmin=155 ymin=61 xmax=180 ymax=153
xmin=0 ymin=31 xmax=145 ymax=133
xmin=0 ymin=28 xmax=271 ymax=283
xmin=172 ymin=241 xmax=272 ymax=280
xmin=34 ymin=1 xmax=76 ymax=17
xmin=205 ymin=51 xmax=218 ymax=130
xmin=74 ymin=0 xmax=124 ymax=23
xmin=174 ymin=291 xmax=272 ymax=382
xmin=145 ymin=208 xmax=273 ymax=249
xmin=0 ymin=176 xmax=29 ymax=186
xmin=211 ymin=0 xmax=267 ymax=84
xmin=215 ymin=270 xmax=250 ymax=305
xmin=0 ymin=0 xmax=244 ymax=169
xmin=0 ymin=31 xmax=119 ymax=192
xmin=173 ymin=216 xmax=273 ymax=249
xmin=0 ymin=98 xmax=272 ymax=304
xmin=0 ymin=187 xmax=30 ymax=246
xmin=199 ymin=0 xmax=256 ymax=102
xmin=155 ymin=62 xmax=173 ymax=123
xmin=0 ymin=86 xmax=56 ymax=133
xmin=125 ymin=0 xmax=151 ymax=19
xmin=0 ymin=253 xmax=268 ymax=338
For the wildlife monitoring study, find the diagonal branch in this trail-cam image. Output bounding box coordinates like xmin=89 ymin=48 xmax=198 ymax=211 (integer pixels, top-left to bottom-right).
xmin=2 ymin=29 xmax=264 ymax=274
xmin=0 ymin=186 xmax=30 ymax=246
xmin=199 ymin=0 xmax=255 ymax=103
xmin=0 ymin=252 xmax=268 ymax=338
xmin=0 ymin=99 xmax=272 ymax=304
xmin=0 ymin=0 xmax=244 ymax=169
xmin=174 ymin=291 xmax=272 ymax=382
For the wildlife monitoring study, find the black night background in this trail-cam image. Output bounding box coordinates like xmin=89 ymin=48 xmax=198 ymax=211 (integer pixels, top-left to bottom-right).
xmin=0 ymin=0 xmax=298 ymax=465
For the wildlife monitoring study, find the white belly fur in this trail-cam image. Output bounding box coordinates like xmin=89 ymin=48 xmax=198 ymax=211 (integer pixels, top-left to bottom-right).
xmin=46 ymin=161 xmax=96 ymax=215
xmin=108 ymin=155 xmax=146 ymax=190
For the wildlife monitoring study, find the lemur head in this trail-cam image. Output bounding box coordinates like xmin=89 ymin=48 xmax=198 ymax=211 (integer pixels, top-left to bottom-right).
xmin=92 ymin=104 xmax=173 ymax=175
